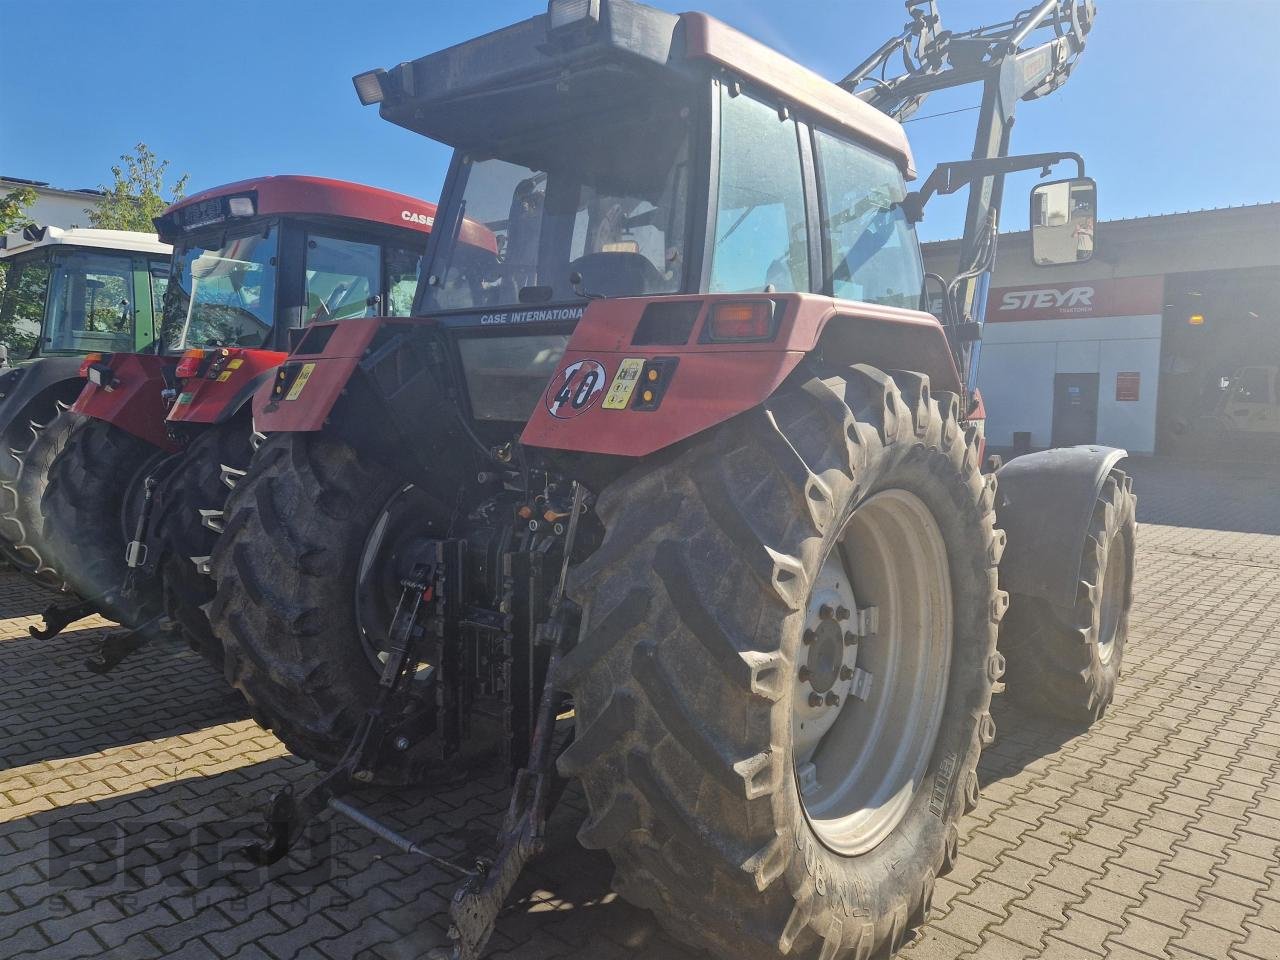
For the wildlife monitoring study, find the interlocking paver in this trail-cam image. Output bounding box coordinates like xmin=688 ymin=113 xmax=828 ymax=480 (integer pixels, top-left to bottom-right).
xmin=2 ymin=457 xmax=1279 ymax=959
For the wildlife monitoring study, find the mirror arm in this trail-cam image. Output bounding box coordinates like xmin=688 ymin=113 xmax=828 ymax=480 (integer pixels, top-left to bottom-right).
xmin=901 ymin=151 xmax=1085 ymax=224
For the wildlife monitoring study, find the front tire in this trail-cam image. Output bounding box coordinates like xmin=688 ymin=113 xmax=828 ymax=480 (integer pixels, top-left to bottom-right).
xmin=1000 ymin=468 xmax=1136 ymax=724
xmin=557 ymin=366 xmax=1007 ymax=960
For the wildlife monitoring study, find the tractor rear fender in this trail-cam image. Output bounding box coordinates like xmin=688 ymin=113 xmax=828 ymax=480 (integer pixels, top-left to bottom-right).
xmin=521 ymin=293 xmax=961 ymax=457
xmin=250 ymin=318 xmax=415 ymax=432
xmin=0 ymin=356 xmax=87 ymax=437
xmin=168 ymin=348 xmax=288 ymax=426
xmin=252 ymin=317 xmax=451 ymax=482
xmin=994 ymin=445 xmax=1129 ymax=609
xmin=73 ymin=353 xmax=180 ymax=452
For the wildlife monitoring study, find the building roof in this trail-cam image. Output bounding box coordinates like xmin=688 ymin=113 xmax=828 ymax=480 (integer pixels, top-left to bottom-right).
xmin=924 ymin=200 xmax=1280 ymax=249
xmin=1 ymin=175 xmax=105 ymax=199
xmin=0 ymin=225 xmax=170 ymax=259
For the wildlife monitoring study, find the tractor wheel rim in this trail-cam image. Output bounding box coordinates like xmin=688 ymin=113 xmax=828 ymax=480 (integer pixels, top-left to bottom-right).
xmin=1097 ymin=531 xmax=1126 ymax=665
xmin=793 ymin=488 xmax=953 ymax=857
xmin=354 ymin=483 xmax=439 ymax=681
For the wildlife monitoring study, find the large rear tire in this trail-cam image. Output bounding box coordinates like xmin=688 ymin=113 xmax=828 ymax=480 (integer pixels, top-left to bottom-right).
xmin=154 ymin=423 xmax=254 ymax=666
xmin=41 ymin=415 xmax=167 ymax=628
xmin=557 ymin=366 xmax=1008 ymax=960
xmin=0 ymin=406 xmax=78 ymax=590
xmin=1000 ymin=468 xmax=1136 ymax=724
xmin=207 ymin=432 xmax=447 ymax=783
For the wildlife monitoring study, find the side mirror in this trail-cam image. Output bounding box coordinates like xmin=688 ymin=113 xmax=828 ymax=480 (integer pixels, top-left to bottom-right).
xmin=1030 ymin=177 xmax=1097 ymax=266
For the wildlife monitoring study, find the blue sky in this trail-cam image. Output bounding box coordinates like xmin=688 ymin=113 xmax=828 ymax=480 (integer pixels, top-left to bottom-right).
xmin=2 ymin=0 xmax=1277 ymax=241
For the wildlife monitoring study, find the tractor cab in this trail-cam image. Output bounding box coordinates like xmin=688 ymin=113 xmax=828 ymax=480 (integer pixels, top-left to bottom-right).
xmin=347 ymin=1 xmax=923 ymax=436
xmin=0 ymin=226 xmax=170 ymax=363
xmin=70 ymin=176 xmax=437 ymax=445
xmin=155 ymin=176 xmax=434 ymax=357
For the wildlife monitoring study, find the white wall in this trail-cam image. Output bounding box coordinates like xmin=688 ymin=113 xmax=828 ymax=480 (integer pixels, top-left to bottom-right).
xmin=977 ymin=313 xmax=1161 ymax=453
xmin=25 ymin=191 xmax=100 ymax=230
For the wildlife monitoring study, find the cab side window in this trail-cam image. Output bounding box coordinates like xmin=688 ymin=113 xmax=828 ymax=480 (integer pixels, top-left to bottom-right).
xmin=384 ymin=246 xmax=421 ymax=317
xmin=304 ymin=235 xmax=381 ymax=323
xmin=45 ymin=251 xmax=137 ymax=353
xmin=710 ymin=88 xmax=810 ymax=294
xmin=815 ymin=129 xmax=923 ymax=310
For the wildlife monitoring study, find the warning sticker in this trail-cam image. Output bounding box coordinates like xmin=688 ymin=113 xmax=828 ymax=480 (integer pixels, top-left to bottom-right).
xmin=546 ymin=360 xmax=607 ymax=419
xmin=603 ymin=358 xmax=645 ymax=410
xmin=216 ymin=370 xmax=233 ymax=382
xmin=285 ymin=362 xmax=316 ymax=401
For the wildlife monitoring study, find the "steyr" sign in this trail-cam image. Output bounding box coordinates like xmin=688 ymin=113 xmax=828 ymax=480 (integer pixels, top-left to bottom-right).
xmin=988 ymin=276 xmax=1164 ymax=322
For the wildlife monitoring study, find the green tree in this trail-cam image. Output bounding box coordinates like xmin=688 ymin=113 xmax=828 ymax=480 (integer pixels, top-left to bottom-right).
xmin=87 ymin=142 xmax=190 ymax=232
xmin=1 ymin=185 xmax=42 ymax=357
xmin=1 ymin=185 xmax=37 ymax=235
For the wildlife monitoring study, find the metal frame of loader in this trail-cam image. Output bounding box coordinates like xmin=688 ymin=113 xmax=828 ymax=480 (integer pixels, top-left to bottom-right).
xmin=30 ymin=177 xmax=438 ymax=668
xmin=233 ymin=3 xmax=1111 ymax=959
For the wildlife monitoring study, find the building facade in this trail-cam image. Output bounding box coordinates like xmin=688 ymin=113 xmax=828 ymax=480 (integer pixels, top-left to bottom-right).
xmin=2 ymin=176 xmax=103 ymax=232
xmin=924 ymin=203 xmax=1280 ymax=456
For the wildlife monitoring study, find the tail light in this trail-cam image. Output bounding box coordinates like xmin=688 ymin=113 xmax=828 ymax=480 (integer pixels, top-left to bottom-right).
xmin=705 ymin=301 xmax=775 ymax=342
xmin=174 ymin=349 xmax=206 ymax=379
xmin=77 ymin=353 xmax=104 ymax=378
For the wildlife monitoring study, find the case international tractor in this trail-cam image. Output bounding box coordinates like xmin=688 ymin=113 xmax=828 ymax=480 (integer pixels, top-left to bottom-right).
xmin=30 ymin=177 xmax=439 ymax=668
xmin=0 ymin=226 xmax=170 ymax=591
xmin=220 ymin=2 xmax=1134 ymax=958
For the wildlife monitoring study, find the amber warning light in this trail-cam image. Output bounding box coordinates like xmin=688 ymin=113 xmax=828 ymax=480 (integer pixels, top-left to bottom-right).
xmin=706 ymin=301 xmax=775 ymax=342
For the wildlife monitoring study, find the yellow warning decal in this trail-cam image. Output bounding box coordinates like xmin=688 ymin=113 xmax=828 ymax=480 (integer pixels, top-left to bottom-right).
xmin=227 ymin=358 xmax=245 ymax=370
xmin=217 ymin=371 xmax=233 ymax=382
xmin=602 ymin=358 xmax=645 ymax=410
xmin=285 ymin=362 xmax=316 ymax=401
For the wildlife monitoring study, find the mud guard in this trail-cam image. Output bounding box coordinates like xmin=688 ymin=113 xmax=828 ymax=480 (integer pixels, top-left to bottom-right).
xmin=0 ymin=356 xmax=87 ymax=436
xmin=73 ymin=354 xmax=180 ymax=452
xmin=994 ymin=445 xmax=1128 ymax=609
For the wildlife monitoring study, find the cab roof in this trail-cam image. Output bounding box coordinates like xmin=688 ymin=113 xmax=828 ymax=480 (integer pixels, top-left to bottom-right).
xmin=371 ymin=1 xmax=914 ymax=177
xmin=155 ymin=175 xmax=439 ymax=242
xmin=0 ymin=225 xmax=171 ymax=259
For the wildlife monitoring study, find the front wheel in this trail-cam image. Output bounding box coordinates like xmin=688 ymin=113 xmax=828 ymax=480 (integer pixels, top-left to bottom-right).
xmin=557 ymin=366 xmax=1008 ymax=960
xmin=1000 ymin=468 xmax=1136 ymax=724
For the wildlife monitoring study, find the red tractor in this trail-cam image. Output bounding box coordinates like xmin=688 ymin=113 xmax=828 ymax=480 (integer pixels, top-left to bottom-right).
xmin=221 ymin=3 xmax=1131 ymax=959
xmin=34 ymin=176 xmax=439 ymax=668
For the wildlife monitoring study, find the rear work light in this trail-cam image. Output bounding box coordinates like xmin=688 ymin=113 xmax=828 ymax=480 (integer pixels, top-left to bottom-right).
xmin=174 ymin=349 xmax=206 ymax=379
xmin=705 ymin=301 xmax=776 ymax=342
xmin=227 ymin=196 xmax=255 ymax=218
xmin=352 ymin=69 xmax=387 ymax=106
xmin=78 ymin=353 xmax=104 ymax=378
xmin=548 ymin=0 xmax=601 ymax=29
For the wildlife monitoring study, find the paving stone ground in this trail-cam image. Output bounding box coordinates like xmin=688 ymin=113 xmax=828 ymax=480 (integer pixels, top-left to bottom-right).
xmin=1 ymin=456 xmax=1278 ymax=959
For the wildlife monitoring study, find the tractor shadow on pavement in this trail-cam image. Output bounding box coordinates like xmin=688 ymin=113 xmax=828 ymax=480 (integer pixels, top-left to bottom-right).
xmin=0 ymin=749 xmax=703 ymax=960
xmin=1122 ymin=456 xmax=1280 ymax=534
xmin=976 ymin=688 xmax=1082 ymax=791
xmin=1 ymin=619 xmax=246 ymax=771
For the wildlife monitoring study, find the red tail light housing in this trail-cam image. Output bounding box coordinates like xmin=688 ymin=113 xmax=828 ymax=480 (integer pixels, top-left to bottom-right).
xmin=77 ymin=353 xmax=104 ymax=378
xmin=174 ymin=349 xmax=207 ymax=379
xmin=705 ymin=301 xmax=776 ymax=342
